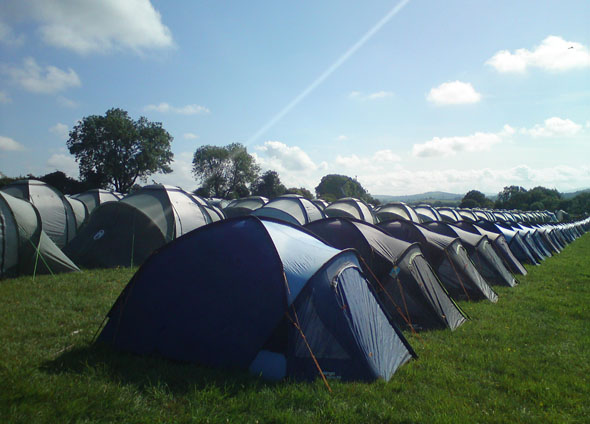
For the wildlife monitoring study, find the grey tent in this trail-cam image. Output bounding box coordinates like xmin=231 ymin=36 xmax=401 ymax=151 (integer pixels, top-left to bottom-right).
xmin=305 ymin=218 xmax=468 ymax=331
xmin=65 ymin=196 xmax=89 ymax=229
xmin=252 ymin=194 xmax=325 ymax=226
xmin=0 ymin=192 xmax=79 ymax=277
xmin=223 ymin=196 xmax=268 ymax=218
xmin=72 ymin=189 xmax=122 ymax=214
xmin=324 ymin=197 xmax=375 ymax=223
xmin=436 ymin=207 xmax=461 ymax=223
xmin=1 ymin=179 xmax=76 ymax=248
xmin=476 ymin=221 xmax=539 ymax=265
xmin=374 ymin=202 xmax=421 ymax=223
xmin=64 ymin=184 xmax=212 ymax=269
xmin=378 ymin=220 xmax=498 ymax=302
xmin=414 ymin=205 xmax=442 ymax=223
xmin=424 ymin=222 xmax=517 ymax=287
xmin=311 ymin=199 xmax=329 ymax=210
xmin=454 ymin=221 xmax=527 ymax=276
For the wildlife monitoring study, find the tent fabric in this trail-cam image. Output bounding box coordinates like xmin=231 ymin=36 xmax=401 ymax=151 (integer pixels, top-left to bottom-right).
xmin=455 ymin=221 xmax=527 ymax=276
xmin=477 ymin=221 xmax=539 ymax=266
xmin=305 ymin=218 xmax=467 ymax=331
xmin=252 ymin=195 xmax=325 ymax=226
xmin=374 ymin=202 xmax=421 ymax=224
xmin=65 ymin=196 xmax=89 ymax=229
xmin=1 ymin=179 xmax=76 ymax=248
xmin=64 ymin=184 xmax=211 ymax=269
xmin=223 ymin=196 xmax=268 ymax=218
xmin=424 ymin=222 xmax=516 ymax=287
xmin=0 ymin=192 xmax=79 ymax=277
xmin=413 ymin=205 xmax=442 ymax=223
xmin=436 ymin=208 xmax=461 ymax=223
xmin=73 ymin=189 xmax=122 ymax=214
xmin=378 ymin=220 xmax=498 ymax=302
xmin=324 ymin=198 xmax=375 ymax=224
xmin=98 ymin=216 xmax=415 ymax=382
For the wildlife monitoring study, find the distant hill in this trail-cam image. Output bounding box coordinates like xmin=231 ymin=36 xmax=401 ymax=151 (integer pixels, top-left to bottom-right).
xmin=562 ymin=188 xmax=590 ymax=199
xmin=375 ymin=191 xmax=463 ymax=205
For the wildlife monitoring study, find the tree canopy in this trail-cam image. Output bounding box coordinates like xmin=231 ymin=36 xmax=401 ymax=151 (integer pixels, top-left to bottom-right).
xmin=251 ymin=170 xmax=286 ymax=199
xmin=315 ymin=174 xmax=377 ymax=204
xmin=192 ymin=143 xmax=260 ymax=198
xmin=494 ymin=185 xmax=562 ymax=211
xmin=67 ymin=108 xmax=173 ymax=193
xmin=460 ymin=190 xmax=493 ymax=208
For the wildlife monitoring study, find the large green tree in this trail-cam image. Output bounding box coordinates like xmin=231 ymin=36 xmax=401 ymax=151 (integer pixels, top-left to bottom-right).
xmin=192 ymin=143 xmax=260 ymax=198
xmin=460 ymin=190 xmax=493 ymax=208
xmin=315 ymin=174 xmax=377 ymax=204
xmin=67 ymin=108 xmax=173 ymax=193
xmin=251 ymin=170 xmax=287 ymax=199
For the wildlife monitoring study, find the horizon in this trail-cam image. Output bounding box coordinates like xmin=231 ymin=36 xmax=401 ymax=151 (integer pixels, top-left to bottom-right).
xmin=1 ymin=1 xmax=589 ymax=195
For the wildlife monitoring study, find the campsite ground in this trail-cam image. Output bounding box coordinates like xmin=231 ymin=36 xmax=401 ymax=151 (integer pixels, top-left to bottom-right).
xmin=1 ymin=234 xmax=589 ymax=423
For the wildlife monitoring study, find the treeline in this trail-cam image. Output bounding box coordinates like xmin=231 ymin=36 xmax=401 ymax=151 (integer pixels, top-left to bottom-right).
xmin=460 ymin=186 xmax=590 ymax=217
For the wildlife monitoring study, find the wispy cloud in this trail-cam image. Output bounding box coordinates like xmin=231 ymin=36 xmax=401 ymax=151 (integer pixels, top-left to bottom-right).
xmin=0 ymin=135 xmax=26 ymax=151
xmin=412 ymin=129 xmax=504 ymax=158
xmin=46 ymin=153 xmax=79 ymax=178
xmin=3 ymin=57 xmax=81 ymax=94
xmin=486 ymin=36 xmax=590 ymax=73
xmin=349 ymin=90 xmax=394 ymax=101
xmin=521 ymin=117 xmax=582 ymax=138
xmin=427 ymin=81 xmax=481 ymax=105
xmin=183 ymin=132 xmax=199 ymax=140
xmin=0 ymin=90 xmax=11 ymax=104
xmin=0 ymin=21 xmax=25 ymax=47
xmin=144 ymin=102 xmax=210 ymax=115
xmin=57 ymin=96 xmax=78 ymax=108
xmin=336 ymin=135 xmax=349 ymax=142
xmin=7 ymin=0 xmax=173 ymax=54
xmin=49 ymin=123 xmax=69 ymax=140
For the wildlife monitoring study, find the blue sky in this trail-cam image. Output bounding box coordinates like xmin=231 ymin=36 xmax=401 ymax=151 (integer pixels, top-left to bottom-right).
xmin=1 ymin=0 xmax=589 ymax=195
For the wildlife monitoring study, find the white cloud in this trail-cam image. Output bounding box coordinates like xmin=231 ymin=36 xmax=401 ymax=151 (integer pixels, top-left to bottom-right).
xmin=0 ymin=21 xmax=25 ymax=46
xmin=57 ymin=96 xmax=78 ymax=108
xmin=499 ymin=124 xmax=516 ymax=136
xmin=349 ymin=90 xmax=394 ymax=101
xmin=144 ymin=102 xmax=210 ymax=115
xmin=5 ymin=0 xmax=173 ymax=54
xmin=3 ymin=57 xmax=81 ymax=94
xmin=366 ymin=91 xmax=394 ymax=100
xmin=0 ymin=135 xmax=26 ymax=151
xmin=521 ymin=117 xmax=582 ymax=138
xmin=412 ymin=130 xmax=503 ymax=158
xmin=46 ymin=153 xmax=79 ymax=178
xmin=255 ymin=141 xmax=317 ymax=172
xmin=253 ymin=141 xmax=324 ymax=189
xmin=486 ymin=36 xmax=590 ymax=73
xmin=335 ymin=149 xmax=401 ymax=169
xmin=350 ymin=164 xmax=590 ymax=197
xmin=427 ymin=81 xmax=481 ymax=105
xmin=183 ymin=133 xmax=199 ymax=140
xmin=49 ymin=123 xmax=69 ymax=140
xmin=336 ymin=135 xmax=349 ymax=142
xmin=150 ymin=152 xmax=197 ymax=192
xmin=0 ymin=90 xmax=11 ymax=103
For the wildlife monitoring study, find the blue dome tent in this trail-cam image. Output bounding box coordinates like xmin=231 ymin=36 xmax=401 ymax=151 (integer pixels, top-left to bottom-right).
xmin=97 ymin=216 xmax=415 ymax=382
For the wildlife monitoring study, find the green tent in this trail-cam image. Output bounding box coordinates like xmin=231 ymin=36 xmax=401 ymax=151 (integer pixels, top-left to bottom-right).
xmin=0 ymin=192 xmax=79 ymax=278
xmin=0 ymin=179 xmax=76 ymax=249
xmin=64 ymin=184 xmax=212 ymax=269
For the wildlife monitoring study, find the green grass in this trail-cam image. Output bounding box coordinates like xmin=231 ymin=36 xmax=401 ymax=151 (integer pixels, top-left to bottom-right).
xmin=1 ymin=234 xmax=589 ymax=423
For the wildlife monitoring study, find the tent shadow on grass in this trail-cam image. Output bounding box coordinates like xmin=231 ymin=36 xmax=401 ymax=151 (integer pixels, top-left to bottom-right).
xmin=41 ymin=342 xmax=280 ymax=395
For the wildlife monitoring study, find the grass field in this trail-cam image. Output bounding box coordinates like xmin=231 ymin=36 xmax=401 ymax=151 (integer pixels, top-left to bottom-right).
xmin=1 ymin=233 xmax=589 ymax=423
